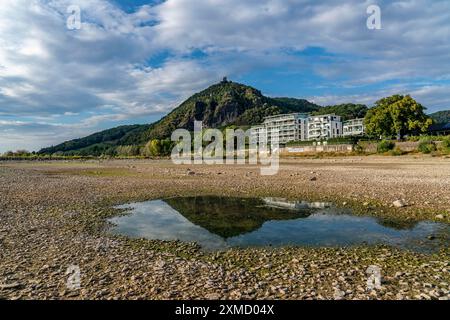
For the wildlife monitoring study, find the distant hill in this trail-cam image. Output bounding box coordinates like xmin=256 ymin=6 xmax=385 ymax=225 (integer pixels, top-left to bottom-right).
xmin=312 ymin=103 xmax=369 ymax=121
xmin=39 ymin=80 xmax=320 ymax=156
xmin=141 ymin=80 xmax=320 ymax=140
xmin=430 ymin=110 xmax=450 ymax=124
xmin=39 ymin=124 xmax=151 ymax=156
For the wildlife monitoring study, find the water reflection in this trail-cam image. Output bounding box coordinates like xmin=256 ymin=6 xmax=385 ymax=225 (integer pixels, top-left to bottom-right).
xmin=110 ymin=196 xmax=449 ymax=252
xmin=262 ymin=197 xmax=332 ymax=210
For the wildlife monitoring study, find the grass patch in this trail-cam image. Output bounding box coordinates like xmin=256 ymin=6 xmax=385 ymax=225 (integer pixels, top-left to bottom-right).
xmin=417 ymin=139 xmax=437 ymax=154
xmin=377 ymin=140 xmax=395 ymax=153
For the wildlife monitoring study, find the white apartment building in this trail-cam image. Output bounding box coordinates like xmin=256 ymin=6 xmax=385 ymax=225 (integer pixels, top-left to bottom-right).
xmin=250 ymin=125 xmax=266 ymax=146
xmin=307 ymin=114 xmax=342 ymax=141
xmin=251 ymin=113 xmax=365 ymax=145
xmin=263 ymin=113 xmax=309 ymax=144
xmin=262 ymin=198 xmax=332 ymax=210
xmin=343 ymin=118 xmax=365 ymax=136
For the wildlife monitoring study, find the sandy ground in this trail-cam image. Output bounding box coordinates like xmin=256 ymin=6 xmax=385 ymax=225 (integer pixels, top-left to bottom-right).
xmin=0 ymin=156 xmax=449 ymax=300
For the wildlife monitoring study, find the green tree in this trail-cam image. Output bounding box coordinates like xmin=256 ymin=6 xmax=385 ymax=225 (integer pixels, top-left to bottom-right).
xmin=312 ymin=103 xmax=368 ymax=120
xmin=116 ymin=145 xmax=140 ymax=157
xmin=159 ymin=139 xmax=174 ymax=156
xmin=365 ymin=95 xmax=432 ymax=139
xmin=146 ymin=139 xmax=162 ymax=156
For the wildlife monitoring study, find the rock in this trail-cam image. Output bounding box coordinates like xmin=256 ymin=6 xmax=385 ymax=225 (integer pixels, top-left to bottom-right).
xmin=205 ymin=293 xmax=221 ymax=300
xmin=435 ymin=214 xmax=444 ymax=219
xmin=0 ymin=282 xmax=21 ymax=290
xmin=65 ymin=291 xmax=80 ymax=298
xmin=420 ymin=293 xmax=431 ymax=300
xmin=310 ymin=177 xmax=317 ymax=181
xmin=333 ymin=288 xmax=345 ymax=300
xmin=393 ymin=200 xmax=407 ymax=208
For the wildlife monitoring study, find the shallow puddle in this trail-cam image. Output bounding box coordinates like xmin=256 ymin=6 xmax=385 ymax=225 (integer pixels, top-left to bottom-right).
xmin=109 ymin=196 xmax=449 ymax=252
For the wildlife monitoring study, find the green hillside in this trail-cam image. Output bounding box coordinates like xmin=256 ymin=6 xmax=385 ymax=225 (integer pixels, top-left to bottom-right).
xmin=39 ymin=124 xmax=151 ymax=156
xmin=429 ymin=110 xmax=450 ymax=124
xmin=141 ymin=80 xmax=320 ymax=140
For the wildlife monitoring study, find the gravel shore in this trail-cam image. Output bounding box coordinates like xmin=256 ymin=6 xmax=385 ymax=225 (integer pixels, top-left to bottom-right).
xmin=0 ymin=156 xmax=449 ymax=300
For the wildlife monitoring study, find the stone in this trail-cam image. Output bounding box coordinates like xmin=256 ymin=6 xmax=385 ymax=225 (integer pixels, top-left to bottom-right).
xmin=393 ymin=200 xmax=407 ymax=208
xmin=333 ymin=288 xmax=345 ymax=300
xmin=310 ymin=177 xmax=317 ymax=181
xmin=435 ymin=214 xmax=444 ymax=219
xmin=0 ymin=283 xmax=21 ymax=290
xmin=205 ymin=293 xmax=221 ymax=300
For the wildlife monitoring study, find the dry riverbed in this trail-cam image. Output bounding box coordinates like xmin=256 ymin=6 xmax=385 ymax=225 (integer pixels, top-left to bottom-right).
xmin=0 ymin=156 xmax=449 ymax=300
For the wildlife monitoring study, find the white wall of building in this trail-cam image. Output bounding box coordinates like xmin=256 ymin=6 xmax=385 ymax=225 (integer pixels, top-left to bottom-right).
xmin=307 ymin=114 xmax=342 ymax=141
xmin=251 ymin=113 xmax=365 ymax=144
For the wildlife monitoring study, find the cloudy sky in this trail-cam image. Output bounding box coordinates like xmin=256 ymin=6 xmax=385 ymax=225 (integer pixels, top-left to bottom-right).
xmin=1 ymin=0 xmax=449 ymax=152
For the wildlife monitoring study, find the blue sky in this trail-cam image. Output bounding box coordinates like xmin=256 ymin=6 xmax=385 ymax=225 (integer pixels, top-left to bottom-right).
xmin=1 ymin=0 xmax=450 ymax=152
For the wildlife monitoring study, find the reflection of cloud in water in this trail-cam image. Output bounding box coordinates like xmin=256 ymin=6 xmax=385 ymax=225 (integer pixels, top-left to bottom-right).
xmin=228 ymin=214 xmax=447 ymax=251
xmin=113 ymin=201 xmax=228 ymax=250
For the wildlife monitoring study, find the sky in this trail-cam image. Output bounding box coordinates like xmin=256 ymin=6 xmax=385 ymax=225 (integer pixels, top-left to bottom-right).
xmin=0 ymin=0 xmax=449 ymax=152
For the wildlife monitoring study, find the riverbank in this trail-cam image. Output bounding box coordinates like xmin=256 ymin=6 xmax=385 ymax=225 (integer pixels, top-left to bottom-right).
xmin=0 ymin=156 xmax=449 ymax=299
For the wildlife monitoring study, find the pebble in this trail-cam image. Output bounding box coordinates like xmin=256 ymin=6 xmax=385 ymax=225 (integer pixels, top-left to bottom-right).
xmin=393 ymin=200 xmax=407 ymax=208
xmin=0 ymin=159 xmax=448 ymax=301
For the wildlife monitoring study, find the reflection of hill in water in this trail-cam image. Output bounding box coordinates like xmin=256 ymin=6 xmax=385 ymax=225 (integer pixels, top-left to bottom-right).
xmin=164 ymin=196 xmax=312 ymax=238
xmin=376 ymin=218 xmax=419 ymax=230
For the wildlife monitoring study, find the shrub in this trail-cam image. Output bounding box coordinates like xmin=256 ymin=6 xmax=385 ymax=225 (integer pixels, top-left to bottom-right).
xmin=354 ymin=143 xmax=365 ymax=154
xmin=407 ymin=136 xmax=420 ymax=142
xmin=116 ymin=145 xmax=140 ymax=157
xmin=408 ymin=135 xmax=449 ymax=142
xmin=389 ymin=147 xmax=405 ymax=156
xmin=442 ymin=136 xmax=450 ymax=150
xmin=417 ymin=139 xmax=437 ymax=154
xmin=142 ymin=139 xmax=174 ymax=157
xmin=377 ymin=140 xmax=395 ymax=153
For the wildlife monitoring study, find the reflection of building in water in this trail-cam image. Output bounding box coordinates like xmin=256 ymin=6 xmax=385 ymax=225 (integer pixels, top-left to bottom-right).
xmin=262 ymin=197 xmax=331 ymax=210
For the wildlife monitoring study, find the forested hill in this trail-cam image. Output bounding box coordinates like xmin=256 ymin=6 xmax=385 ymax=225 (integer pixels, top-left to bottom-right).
xmin=39 ymin=124 xmax=151 ymax=156
xmin=430 ymin=110 xmax=450 ymax=124
xmin=140 ymin=80 xmax=320 ymax=140
xmin=312 ymin=103 xmax=369 ymax=120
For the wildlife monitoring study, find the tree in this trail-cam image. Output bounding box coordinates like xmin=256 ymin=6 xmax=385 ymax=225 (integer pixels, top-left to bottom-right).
xmin=159 ymin=139 xmax=174 ymax=156
xmin=312 ymin=103 xmax=368 ymax=120
xmin=116 ymin=145 xmax=139 ymax=157
xmin=364 ymin=95 xmax=432 ymax=139
xmin=143 ymin=139 xmax=174 ymax=157
xmin=145 ymin=139 xmax=161 ymax=157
